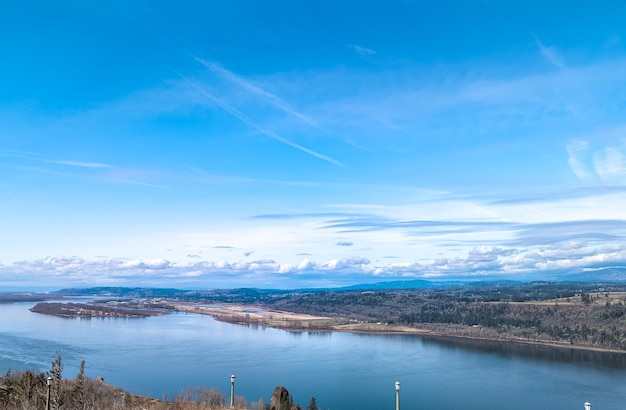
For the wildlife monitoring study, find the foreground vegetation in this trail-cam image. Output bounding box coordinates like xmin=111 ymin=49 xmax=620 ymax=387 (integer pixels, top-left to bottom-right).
xmin=0 ymin=356 xmax=317 ymax=410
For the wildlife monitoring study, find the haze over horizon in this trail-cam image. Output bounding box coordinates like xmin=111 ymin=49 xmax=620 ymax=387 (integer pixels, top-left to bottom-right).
xmin=2 ymin=1 xmax=626 ymax=289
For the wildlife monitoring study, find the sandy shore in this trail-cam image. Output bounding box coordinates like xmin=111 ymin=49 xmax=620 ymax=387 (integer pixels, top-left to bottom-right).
xmin=175 ymin=303 xmax=332 ymax=323
xmin=175 ymin=303 xmax=430 ymax=334
xmin=174 ymin=303 xmax=347 ymax=331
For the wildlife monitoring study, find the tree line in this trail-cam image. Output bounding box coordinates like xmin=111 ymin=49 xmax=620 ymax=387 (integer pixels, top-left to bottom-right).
xmin=263 ymin=282 xmax=626 ymax=350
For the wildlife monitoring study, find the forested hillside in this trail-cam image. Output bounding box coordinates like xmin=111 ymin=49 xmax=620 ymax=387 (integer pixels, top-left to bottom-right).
xmin=264 ymin=282 xmax=626 ymax=350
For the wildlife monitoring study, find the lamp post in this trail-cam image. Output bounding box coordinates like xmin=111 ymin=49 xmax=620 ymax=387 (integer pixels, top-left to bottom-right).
xmin=395 ymin=381 xmax=400 ymax=410
xmin=584 ymin=401 xmax=591 ymax=410
xmin=230 ymin=374 xmax=236 ymax=410
xmin=46 ymin=376 xmax=52 ymax=410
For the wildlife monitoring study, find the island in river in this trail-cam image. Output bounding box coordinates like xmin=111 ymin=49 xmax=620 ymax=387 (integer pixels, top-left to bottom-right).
xmin=29 ymin=301 xmax=168 ymax=318
xmin=23 ymin=280 xmax=626 ymax=353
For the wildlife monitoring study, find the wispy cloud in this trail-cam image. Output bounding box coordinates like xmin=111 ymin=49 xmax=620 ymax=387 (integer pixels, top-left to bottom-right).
xmin=0 ymin=151 xmax=115 ymax=170
xmin=52 ymin=160 xmax=115 ymax=168
xmin=594 ymin=146 xmax=626 ymax=179
xmin=336 ymin=241 xmax=353 ymax=247
xmin=250 ymin=212 xmax=363 ymax=220
xmin=345 ymin=138 xmax=373 ymax=153
xmin=96 ymin=166 xmax=172 ymax=189
xmin=320 ymin=215 xmax=513 ymax=234
xmin=182 ymin=75 xmax=346 ymax=167
xmin=490 ymin=185 xmax=626 ymax=205
xmin=304 ymin=55 xmax=626 ymax=145
xmin=512 ymin=220 xmax=626 ymax=245
xmin=0 ymin=151 xmax=170 ymax=189
xmin=567 ymin=140 xmax=593 ymax=181
xmin=194 ymin=57 xmax=318 ymax=128
xmin=0 ymin=163 xmax=78 ymax=178
xmin=535 ymin=37 xmax=565 ymax=69
xmin=566 ymin=137 xmax=626 ymax=182
xmin=349 ymin=44 xmax=376 ymax=56
xmin=116 ymin=179 xmax=171 ymax=190
xmin=188 ymin=167 xmax=321 ymax=187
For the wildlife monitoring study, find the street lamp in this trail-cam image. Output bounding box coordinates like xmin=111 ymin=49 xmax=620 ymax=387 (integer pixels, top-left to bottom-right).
xmin=395 ymin=381 xmax=400 ymax=410
xmin=46 ymin=376 xmax=53 ymax=410
xmin=584 ymin=401 xmax=591 ymax=410
xmin=230 ymin=374 xmax=236 ymax=410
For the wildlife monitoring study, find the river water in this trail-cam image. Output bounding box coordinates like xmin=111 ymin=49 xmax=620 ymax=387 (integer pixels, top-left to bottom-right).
xmin=1 ymin=301 xmax=626 ymax=409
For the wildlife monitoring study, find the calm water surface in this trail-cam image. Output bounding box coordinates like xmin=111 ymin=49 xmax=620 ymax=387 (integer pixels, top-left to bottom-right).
xmin=2 ymin=301 xmax=626 ymax=409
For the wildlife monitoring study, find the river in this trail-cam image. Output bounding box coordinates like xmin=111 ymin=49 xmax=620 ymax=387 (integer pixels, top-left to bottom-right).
xmin=1 ymin=301 xmax=626 ymax=409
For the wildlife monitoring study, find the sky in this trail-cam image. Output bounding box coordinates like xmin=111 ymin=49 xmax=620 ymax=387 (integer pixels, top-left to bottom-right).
xmin=1 ymin=0 xmax=626 ymax=289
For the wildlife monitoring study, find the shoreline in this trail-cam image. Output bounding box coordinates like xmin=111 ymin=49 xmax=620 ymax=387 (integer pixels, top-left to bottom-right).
xmin=175 ymin=302 xmax=626 ymax=355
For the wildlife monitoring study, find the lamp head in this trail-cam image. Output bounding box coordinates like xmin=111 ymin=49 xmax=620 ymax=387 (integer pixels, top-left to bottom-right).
xmin=395 ymin=381 xmax=400 ymax=391
xmin=47 ymin=376 xmax=53 ymax=386
xmin=231 ymin=374 xmax=236 ymax=383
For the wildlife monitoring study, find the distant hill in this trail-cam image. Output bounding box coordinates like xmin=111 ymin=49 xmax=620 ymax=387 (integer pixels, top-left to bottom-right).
xmin=554 ymin=267 xmax=626 ymax=282
xmin=52 ymin=269 xmax=626 ymax=297
xmin=55 ymin=281 xmax=477 ymax=295
xmin=54 ymin=287 xmax=185 ymax=298
xmin=336 ymin=279 xmax=460 ymax=290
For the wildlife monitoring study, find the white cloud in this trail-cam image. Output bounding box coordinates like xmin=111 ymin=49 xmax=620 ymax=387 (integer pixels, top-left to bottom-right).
xmin=3 ymin=238 xmax=626 ymax=289
xmin=118 ymin=259 xmax=173 ymax=269
xmin=321 ymin=257 xmax=370 ymax=271
xmin=278 ymin=264 xmax=294 ymax=274
xmin=534 ymin=246 xmax=626 ymax=271
xmin=297 ymin=258 xmax=313 ymax=271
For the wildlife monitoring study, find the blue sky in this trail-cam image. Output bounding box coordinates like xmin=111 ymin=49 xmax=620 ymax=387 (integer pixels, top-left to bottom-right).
xmin=2 ymin=1 xmax=626 ymax=289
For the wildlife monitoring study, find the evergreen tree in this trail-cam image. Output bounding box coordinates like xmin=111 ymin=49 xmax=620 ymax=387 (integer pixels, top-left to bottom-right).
xmin=12 ymin=370 xmax=45 ymax=409
xmin=306 ymin=396 xmax=318 ymax=410
xmin=50 ymin=353 xmax=64 ymax=410
xmin=0 ymin=370 xmax=14 ymax=406
xmin=71 ymin=360 xmax=85 ymax=410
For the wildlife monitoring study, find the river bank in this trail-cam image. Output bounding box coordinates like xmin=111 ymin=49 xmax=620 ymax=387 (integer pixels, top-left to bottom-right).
xmin=17 ymin=293 xmax=626 ymax=355
xmin=175 ymin=302 xmax=626 ymax=355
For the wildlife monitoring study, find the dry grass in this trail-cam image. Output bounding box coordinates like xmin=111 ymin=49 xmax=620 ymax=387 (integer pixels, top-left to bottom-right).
xmin=175 ymin=303 xmax=347 ymax=330
xmin=519 ymin=291 xmax=626 ymax=306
